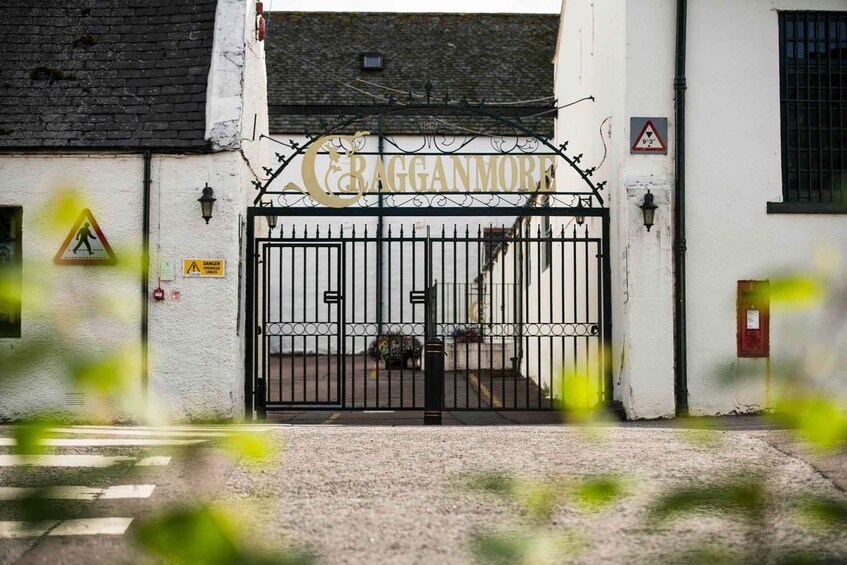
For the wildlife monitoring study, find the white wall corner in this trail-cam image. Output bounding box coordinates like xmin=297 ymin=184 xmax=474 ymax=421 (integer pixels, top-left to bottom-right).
xmin=205 ymin=0 xmax=248 ymax=152
xmin=617 ymin=175 xmax=675 ymax=419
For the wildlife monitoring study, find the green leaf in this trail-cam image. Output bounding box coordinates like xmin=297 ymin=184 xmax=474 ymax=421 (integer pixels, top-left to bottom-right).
xmin=650 ymin=478 xmax=765 ymax=521
xmin=574 ymin=476 xmax=625 ymax=508
xmin=13 ymin=421 xmax=51 ymax=456
xmin=800 ymin=496 xmax=847 ymax=528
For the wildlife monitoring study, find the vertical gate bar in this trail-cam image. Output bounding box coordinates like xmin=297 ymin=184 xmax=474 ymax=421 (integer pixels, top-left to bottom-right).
xmin=476 ymin=225 xmax=483 ymax=409
xmin=400 ymin=227 xmax=405 ymax=407
xmin=595 ymin=238 xmax=602 ymax=404
xmin=795 ymin=14 xmax=802 ymax=202
xmin=572 ymin=224 xmax=579 ymax=411
xmin=387 ymin=225 xmax=393 ymax=408
xmin=289 ymin=239 xmax=294 ymax=402
xmin=560 ymin=224 xmax=566 ymax=408
xmin=262 ymin=237 xmax=268 ymax=405
xmin=512 ymin=224 xmax=519 ymax=408
xmin=452 ymin=225 xmax=457 ymax=409
xmin=464 ymin=225 xmax=470 ymax=409
xmin=535 ymin=223 xmax=541 ymax=410
xmin=779 ymin=12 xmax=789 ymax=201
xmin=274 ymin=245 xmax=284 ymax=402
xmin=487 ymin=227 xmax=495 ymax=409
xmin=351 ymin=227 xmax=357 ymax=407
xmin=806 ymin=14 xmax=812 ymax=203
xmin=817 ymin=13 xmax=823 ymax=202
xmin=327 ymin=245 xmax=332 ymax=403
xmin=314 ymin=244 xmax=319 ymax=402
xmin=339 ymin=243 xmax=346 ymax=408
xmin=547 ymin=228 xmax=554 ymax=409
xmin=826 ymin=12 xmax=833 ymax=202
xmin=302 ymin=244 xmax=307 ymax=403
xmin=501 ymin=224 xmax=508 ymax=408
xmin=601 ymin=212 xmax=613 ymax=404
xmin=412 ymin=227 xmax=417 ymax=407
xmin=521 ymin=221 xmax=528 ymax=411
xmin=364 ymin=226 xmax=369 ymax=408
xmin=583 ymin=225 xmax=592 ymax=404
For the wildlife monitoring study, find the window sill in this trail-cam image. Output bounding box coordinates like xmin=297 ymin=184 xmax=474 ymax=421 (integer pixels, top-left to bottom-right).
xmin=766 ymin=202 xmax=847 ymax=214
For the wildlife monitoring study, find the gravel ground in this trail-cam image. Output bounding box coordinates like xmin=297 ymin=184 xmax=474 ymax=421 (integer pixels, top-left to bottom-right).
xmin=224 ymin=425 xmax=847 ymax=564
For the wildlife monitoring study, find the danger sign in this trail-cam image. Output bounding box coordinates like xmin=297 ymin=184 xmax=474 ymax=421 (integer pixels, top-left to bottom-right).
xmin=54 ymin=209 xmax=117 ymax=266
xmin=630 ymin=117 xmax=668 ymax=154
xmin=183 ymin=259 xmax=225 ymax=278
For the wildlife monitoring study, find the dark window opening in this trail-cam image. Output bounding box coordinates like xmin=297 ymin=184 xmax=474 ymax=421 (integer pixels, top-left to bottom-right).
xmin=482 ymin=227 xmax=509 ymax=264
xmin=0 ymin=207 xmax=22 ymax=338
xmin=361 ymin=52 xmax=383 ymax=71
xmin=777 ymin=11 xmax=847 ymax=209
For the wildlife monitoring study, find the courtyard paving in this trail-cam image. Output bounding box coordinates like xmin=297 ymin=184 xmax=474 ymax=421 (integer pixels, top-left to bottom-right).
xmin=0 ymin=420 xmax=845 ymax=564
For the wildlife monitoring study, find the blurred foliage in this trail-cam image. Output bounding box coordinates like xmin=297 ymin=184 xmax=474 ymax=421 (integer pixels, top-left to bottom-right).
xmin=799 ymin=495 xmax=847 ymax=528
xmin=649 ymin=476 xmax=766 ymax=521
xmin=463 ymin=471 xmax=624 ymax=563
xmin=470 ymin=529 xmax=584 ymax=565
xmin=136 ymin=505 xmax=316 ymax=565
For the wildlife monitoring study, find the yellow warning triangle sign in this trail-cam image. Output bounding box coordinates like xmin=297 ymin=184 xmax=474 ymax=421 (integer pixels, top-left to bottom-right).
xmin=54 ymin=209 xmax=118 ymax=266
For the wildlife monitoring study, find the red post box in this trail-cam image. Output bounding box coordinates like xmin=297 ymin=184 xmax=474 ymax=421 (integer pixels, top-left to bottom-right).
xmin=737 ymin=280 xmax=769 ymax=358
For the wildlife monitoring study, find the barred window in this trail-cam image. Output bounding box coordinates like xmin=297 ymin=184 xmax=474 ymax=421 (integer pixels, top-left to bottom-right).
xmin=0 ymin=207 xmax=22 ymax=338
xmin=777 ymin=11 xmax=847 ymax=210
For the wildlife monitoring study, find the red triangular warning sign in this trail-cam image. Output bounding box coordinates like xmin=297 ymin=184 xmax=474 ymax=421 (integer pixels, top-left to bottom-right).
xmin=54 ymin=209 xmax=117 ymax=265
xmin=632 ymin=120 xmax=667 ymax=152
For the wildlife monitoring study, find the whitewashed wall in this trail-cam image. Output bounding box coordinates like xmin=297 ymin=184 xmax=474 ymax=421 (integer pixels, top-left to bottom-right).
xmin=557 ymin=0 xmax=847 ymax=418
xmin=0 ymin=0 xmax=269 ymax=422
xmin=685 ymin=0 xmax=847 ymax=415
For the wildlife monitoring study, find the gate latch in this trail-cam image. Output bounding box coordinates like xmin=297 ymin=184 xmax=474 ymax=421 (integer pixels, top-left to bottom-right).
xmin=409 ymin=290 xmax=427 ymax=304
xmin=323 ymin=290 xmax=343 ymax=304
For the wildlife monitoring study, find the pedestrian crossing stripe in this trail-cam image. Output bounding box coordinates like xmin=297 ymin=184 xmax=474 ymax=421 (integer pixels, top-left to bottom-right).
xmin=53 ymin=208 xmax=117 ymax=266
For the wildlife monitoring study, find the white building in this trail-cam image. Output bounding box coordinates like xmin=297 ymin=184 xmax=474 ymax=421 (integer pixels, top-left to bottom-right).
xmin=0 ymin=0 xmax=269 ymax=421
xmin=554 ymin=0 xmax=847 ymax=418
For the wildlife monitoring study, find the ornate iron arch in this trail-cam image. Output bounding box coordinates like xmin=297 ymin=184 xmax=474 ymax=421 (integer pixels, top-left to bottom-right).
xmin=253 ymin=96 xmax=607 ymax=209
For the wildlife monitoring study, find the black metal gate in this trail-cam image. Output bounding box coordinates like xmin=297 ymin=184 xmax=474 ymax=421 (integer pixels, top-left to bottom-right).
xmin=244 ymin=99 xmax=613 ymax=418
xmin=248 ymin=206 xmax=610 ymax=414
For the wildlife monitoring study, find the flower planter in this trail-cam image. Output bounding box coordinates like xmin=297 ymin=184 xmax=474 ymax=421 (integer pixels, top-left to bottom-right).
xmin=445 ymin=341 xmax=516 ymax=372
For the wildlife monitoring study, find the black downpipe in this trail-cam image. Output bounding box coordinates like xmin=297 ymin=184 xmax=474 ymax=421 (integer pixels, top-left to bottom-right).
xmin=673 ymin=0 xmax=689 ymax=415
xmin=142 ymin=150 xmax=152 ymax=405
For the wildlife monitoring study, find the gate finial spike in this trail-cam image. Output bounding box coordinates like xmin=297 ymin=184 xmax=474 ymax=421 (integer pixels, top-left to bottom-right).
xmin=465 ymin=225 xmax=470 ymax=237
xmin=441 ymin=224 xmax=445 ymax=237
xmin=453 ymin=225 xmax=457 ymax=237
xmin=328 ymin=225 xmax=332 ymax=238
xmin=352 ymin=224 xmax=356 ymax=237
xmin=388 ymin=224 xmax=392 ymax=237
xmin=400 ymin=224 xmax=404 ymax=237
xmin=304 ymin=225 xmax=308 ymax=237
xmin=316 ymin=225 xmax=320 ymax=237
xmin=364 ymin=225 xmax=369 ymax=237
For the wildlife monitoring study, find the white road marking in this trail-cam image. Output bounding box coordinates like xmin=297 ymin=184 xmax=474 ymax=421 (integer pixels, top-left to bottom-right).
xmin=0 ymin=455 xmax=133 ymax=468
xmin=0 ymin=438 xmax=206 ymax=447
xmin=0 ymin=521 xmax=56 ymax=539
xmin=101 ymin=484 xmax=156 ymax=499
xmin=48 ymin=428 xmax=229 ymax=438
xmin=0 ymin=485 xmax=156 ymax=501
xmin=48 ymin=517 xmax=133 ymax=536
xmin=134 ymin=456 xmax=171 ymax=467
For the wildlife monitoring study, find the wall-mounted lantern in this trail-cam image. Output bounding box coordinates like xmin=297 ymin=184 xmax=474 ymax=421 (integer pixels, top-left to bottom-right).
xmin=575 ymin=199 xmax=586 ymax=226
xmin=639 ymin=190 xmax=658 ymax=232
xmin=267 ymin=213 xmax=278 ymax=230
xmin=198 ymin=183 xmax=216 ymax=224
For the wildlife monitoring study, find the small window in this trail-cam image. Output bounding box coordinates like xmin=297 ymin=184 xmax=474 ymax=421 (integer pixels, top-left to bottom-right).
xmin=361 ymin=52 xmax=383 ymax=71
xmin=0 ymin=207 xmax=22 ymax=338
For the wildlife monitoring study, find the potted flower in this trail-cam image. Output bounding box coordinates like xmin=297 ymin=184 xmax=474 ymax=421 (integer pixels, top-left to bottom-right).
xmin=451 ymin=325 xmax=484 ymax=343
xmin=367 ymin=332 xmax=423 ymax=369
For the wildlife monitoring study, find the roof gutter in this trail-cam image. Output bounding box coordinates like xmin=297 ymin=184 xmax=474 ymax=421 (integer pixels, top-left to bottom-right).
xmin=673 ymin=0 xmax=689 ymax=416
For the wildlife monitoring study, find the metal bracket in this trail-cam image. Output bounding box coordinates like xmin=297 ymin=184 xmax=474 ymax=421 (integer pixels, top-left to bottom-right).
xmin=409 ymin=290 xmax=427 ymax=304
xmin=323 ymin=290 xmax=343 ymax=304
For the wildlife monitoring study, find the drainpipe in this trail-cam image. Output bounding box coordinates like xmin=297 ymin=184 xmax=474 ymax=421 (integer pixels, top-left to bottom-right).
xmin=673 ymin=0 xmax=689 ymax=415
xmin=141 ymin=150 xmax=152 ymax=406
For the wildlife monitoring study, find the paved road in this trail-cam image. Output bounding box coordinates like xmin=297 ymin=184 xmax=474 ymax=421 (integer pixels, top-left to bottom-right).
xmin=1 ymin=421 xmax=845 ymax=564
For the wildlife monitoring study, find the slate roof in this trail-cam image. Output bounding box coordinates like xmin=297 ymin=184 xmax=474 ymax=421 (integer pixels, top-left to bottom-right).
xmin=0 ymin=0 xmax=217 ymax=150
xmin=266 ymin=12 xmax=559 ymax=135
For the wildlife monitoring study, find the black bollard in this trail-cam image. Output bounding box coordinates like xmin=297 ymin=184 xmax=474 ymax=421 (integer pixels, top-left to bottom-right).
xmin=424 ymin=337 xmax=444 ymax=425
